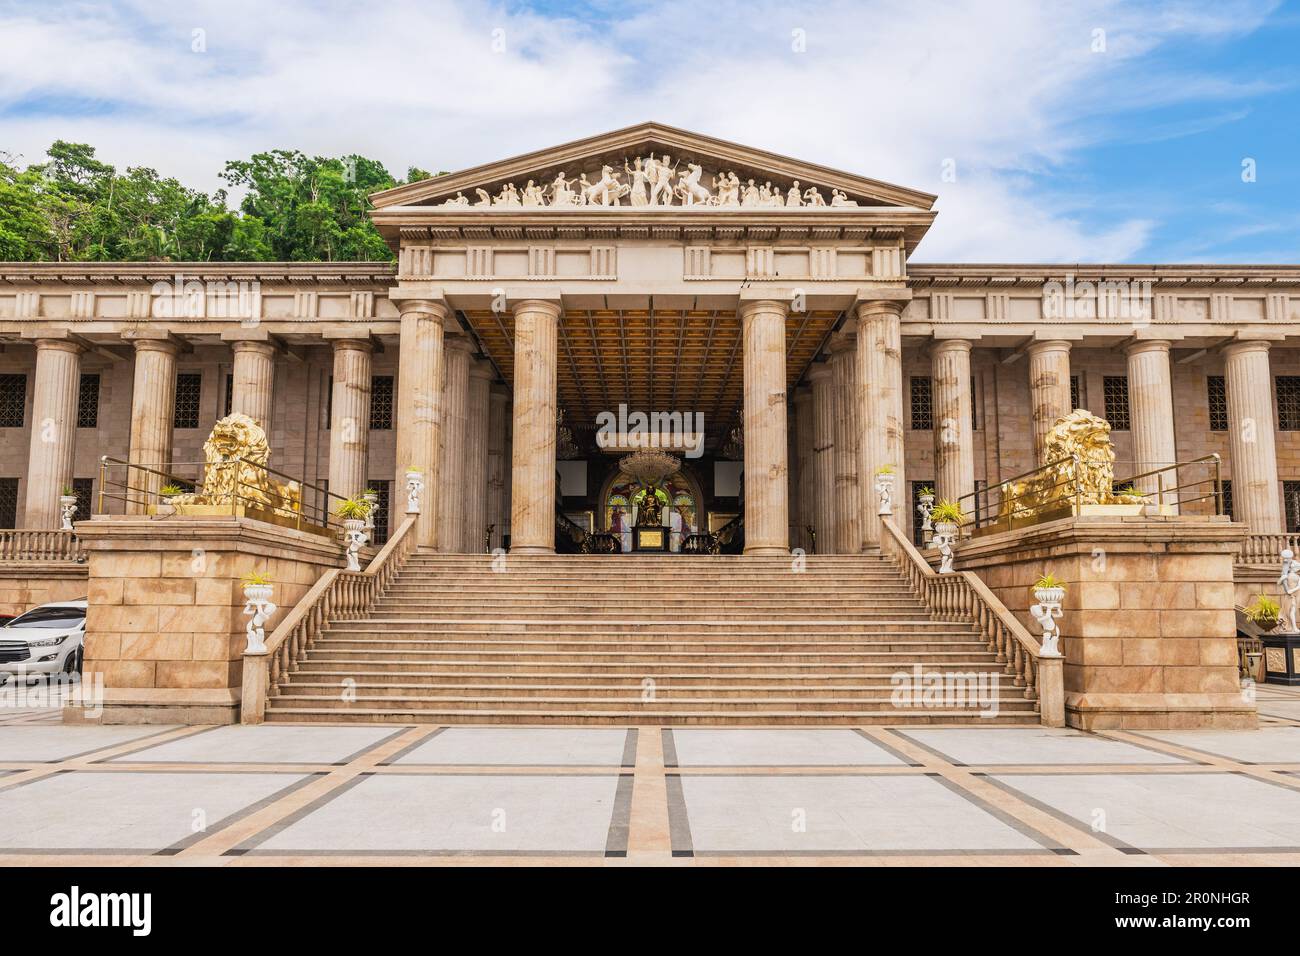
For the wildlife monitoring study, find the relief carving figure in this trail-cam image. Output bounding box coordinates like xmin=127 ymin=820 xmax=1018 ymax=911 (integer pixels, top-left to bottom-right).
xmin=441 ymin=191 xmax=470 ymax=207
xmin=625 ymin=157 xmax=650 ymax=206
xmin=582 ymin=165 xmax=629 ymax=206
xmin=550 ymin=171 xmax=578 ymax=207
xmin=997 ymin=409 xmax=1145 ymax=522
xmin=676 ymin=162 xmax=712 ymax=206
xmin=521 ymin=180 xmax=546 ymax=207
xmin=786 ymin=180 xmax=804 ymax=207
xmin=742 ymin=179 xmax=761 ymax=206
xmin=648 ymin=154 xmax=677 ymax=206
xmin=474 ymin=188 xmax=492 ymax=207
xmin=831 ymin=188 xmax=858 ymax=207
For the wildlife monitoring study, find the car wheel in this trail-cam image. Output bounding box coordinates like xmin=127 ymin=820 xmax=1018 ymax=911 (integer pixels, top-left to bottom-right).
xmin=63 ymin=647 xmax=82 ymax=676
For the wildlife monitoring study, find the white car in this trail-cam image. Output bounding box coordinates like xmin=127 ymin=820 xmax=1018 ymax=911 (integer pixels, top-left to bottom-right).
xmin=0 ymin=599 xmax=86 ymax=684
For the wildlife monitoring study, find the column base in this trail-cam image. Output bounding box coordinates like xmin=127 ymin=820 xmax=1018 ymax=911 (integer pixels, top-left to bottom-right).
xmin=743 ymin=545 xmax=789 ymax=556
xmin=510 ymin=545 xmax=555 ymax=555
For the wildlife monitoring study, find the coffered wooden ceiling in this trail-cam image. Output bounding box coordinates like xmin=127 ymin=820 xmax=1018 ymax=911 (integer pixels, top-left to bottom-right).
xmin=461 ymin=308 xmax=839 ymax=450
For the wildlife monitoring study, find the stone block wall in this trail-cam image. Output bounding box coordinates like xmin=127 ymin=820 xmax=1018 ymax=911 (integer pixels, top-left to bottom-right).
xmin=0 ymin=565 xmax=88 ymax=616
xmin=69 ymin=515 xmax=343 ymax=724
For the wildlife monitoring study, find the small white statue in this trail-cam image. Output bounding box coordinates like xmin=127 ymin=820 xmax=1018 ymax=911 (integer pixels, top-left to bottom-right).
xmin=60 ymin=497 xmax=77 ymax=531
xmin=830 ymin=189 xmax=858 ymax=207
xmin=521 ymin=180 xmax=546 ymax=207
xmin=803 ymin=186 xmax=826 ymax=206
xmin=741 ymin=179 xmax=761 ymax=206
xmin=473 ymin=187 xmax=492 ymax=207
xmin=875 ymin=473 xmax=894 ymax=516
xmin=550 ymin=171 xmax=578 ymax=207
xmin=441 ymin=191 xmax=470 ymax=207
xmin=648 ymin=155 xmax=676 ymax=206
xmin=916 ymin=497 xmax=934 ymax=535
xmin=935 ymin=531 xmax=955 ymax=574
xmin=676 ymin=163 xmax=712 ymax=206
xmin=406 ymin=470 xmax=424 ymax=514
xmin=1029 ymin=599 xmax=1063 ymax=657
xmin=786 ymin=180 xmax=804 ymax=207
xmin=1280 ymin=548 xmax=1300 ymax=632
xmin=343 ymin=525 xmax=366 ymax=572
xmin=243 ymin=588 xmax=276 ymax=654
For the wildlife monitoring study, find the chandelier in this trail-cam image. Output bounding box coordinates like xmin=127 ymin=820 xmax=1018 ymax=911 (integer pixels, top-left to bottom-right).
xmin=618 ymin=449 xmax=680 ymax=488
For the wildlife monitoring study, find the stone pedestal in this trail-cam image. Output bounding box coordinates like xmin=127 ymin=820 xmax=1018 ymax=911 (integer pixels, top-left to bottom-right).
xmin=829 ymin=325 xmax=861 ymax=554
xmin=1224 ymin=340 xmax=1282 ymax=533
xmin=24 ymin=337 xmax=84 ymax=529
xmin=509 ymin=299 xmax=561 ymax=554
xmin=1126 ymin=339 xmax=1178 ymax=508
xmin=327 ymin=337 xmax=372 ymax=504
xmin=739 ymin=298 xmax=789 ymax=555
xmin=955 ymin=515 xmax=1256 ymax=729
xmin=1027 ymin=339 xmax=1072 ymax=465
xmin=808 ymin=363 xmax=836 ymax=554
xmin=126 ymin=337 xmax=179 ymax=513
xmin=67 ymin=516 xmax=340 ymax=724
xmin=856 ymin=300 xmax=906 ymax=546
xmin=932 ymin=338 xmax=975 ymax=508
xmin=1260 ymin=633 xmax=1300 ymax=686
xmin=393 ymin=300 xmax=448 ymax=548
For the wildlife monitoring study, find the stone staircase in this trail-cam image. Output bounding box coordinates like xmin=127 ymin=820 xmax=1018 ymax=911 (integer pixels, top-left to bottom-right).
xmin=263 ymin=552 xmax=1040 ymax=725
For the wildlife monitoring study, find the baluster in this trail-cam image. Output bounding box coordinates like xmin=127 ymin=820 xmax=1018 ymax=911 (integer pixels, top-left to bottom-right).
xmin=1012 ymin=642 xmax=1026 ymax=687
xmin=995 ymin=622 xmax=1008 ymax=664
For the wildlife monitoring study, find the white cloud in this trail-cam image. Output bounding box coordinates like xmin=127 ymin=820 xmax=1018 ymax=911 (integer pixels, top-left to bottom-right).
xmin=0 ymin=0 xmax=1280 ymax=261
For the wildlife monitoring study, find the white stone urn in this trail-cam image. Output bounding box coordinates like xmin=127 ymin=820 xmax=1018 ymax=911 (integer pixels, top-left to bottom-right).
xmin=242 ymin=582 xmax=276 ymax=654
xmin=1030 ymin=585 xmax=1065 ymax=657
xmin=932 ymin=519 xmax=958 ymax=539
xmin=874 ymin=472 xmax=895 ymax=516
xmin=362 ymin=491 xmax=379 ymax=536
xmin=58 ymin=494 xmax=78 ymax=531
xmin=342 ymin=518 xmax=367 ymax=572
xmin=405 ymin=470 xmax=424 ymax=514
xmin=917 ymin=493 xmax=935 ymax=536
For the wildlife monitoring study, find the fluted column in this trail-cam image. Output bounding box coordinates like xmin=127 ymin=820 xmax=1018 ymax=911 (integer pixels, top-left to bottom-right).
xmin=830 ymin=324 xmax=861 ymax=553
xmin=229 ymin=340 xmax=277 ymax=431
xmin=463 ymin=359 xmax=493 ymax=553
xmin=1125 ymin=339 xmax=1179 ymax=509
xmin=856 ymin=300 xmax=906 ymax=546
xmin=327 ymin=338 xmax=372 ymax=505
xmin=1224 ymin=340 xmax=1282 ymax=532
xmin=932 ymin=339 xmax=975 ymax=508
xmin=487 ymin=385 xmax=510 ymax=551
xmin=509 ymin=299 xmax=561 ymax=554
xmin=126 ymin=337 xmax=179 ymax=514
xmin=808 ymin=363 xmax=836 ymax=553
xmin=793 ymin=385 xmax=813 ymax=553
xmin=439 ymin=334 xmax=473 ymax=552
xmin=24 ymin=337 xmax=84 ymax=528
xmin=393 ymin=299 xmax=448 ymax=547
xmin=1027 ymin=340 xmax=1072 ymax=464
xmin=740 ymin=298 xmax=789 ymax=554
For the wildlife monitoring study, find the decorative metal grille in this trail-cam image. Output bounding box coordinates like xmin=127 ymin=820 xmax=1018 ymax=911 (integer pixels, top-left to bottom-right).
xmin=1070 ymin=375 xmax=1081 ymax=411
xmin=910 ymin=480 xmax=934 ymax=547
xmin=1103 ymin=375 xmax=1130 ymax=430
xmin=77 ymin=374 xmax=100 ymax=428
xmin=1221 ymin=479 xmax=1233 ymax=520
xmin=173 ymin=373 xmax=202 ymax=429
xmin=909 ymin=376 xmax=933 ymax=430
xmin=1207 ymin=375 xmax=1228 ymax=431
xmin=970 ymin=375 xmax=978 ymax=431
xmin=367 ymin=479 xmax=391 ymax=544
xmin=1277 ymin=376 xmax=1300 ymax=431
xmin=370 ymin=376 xmax=394 ymax=430
xmin=1285 ymin=482 xmax=1300 ymax=533
xmin=0 ymin=477 xmax=17 ymax=527
xmin=0 ymin=374 xmax=26 ymax=428
xmin=224 ymin=373 xmax=233 ymax=418
xmin=73 ymin=477 xmax=93 ymax=520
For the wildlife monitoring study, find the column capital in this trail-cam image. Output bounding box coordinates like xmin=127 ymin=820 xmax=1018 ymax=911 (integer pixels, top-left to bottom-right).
xmin=326 ymin=335 xmax=374 ymax=354
xmin=489 ymin=383 xmax=510 ymax=403
xmin=121 ymin=329 xmax=188 ymax=355
xmin=807 ymin=361 xmax=834 ymax=384
xmin=469 ymin=358 xmax=496 ymax=381
xmin=1026 ymin=338 xmax=1073 ymax=356
xmin=828 ymin=328 xmax=858 ymax=354
xmin=737 ymin=296 xmax=791 ymax=318
xmin=229 ymin=338 xmax=280 ymax=359
xmin=793 ymin=384 xmax=813 ymax=406
xmin=1124 ymin=338 xmax=1172 ymax=357
xmin=444 ymin=333 xmax=477 ymax=355
xmin=1222 ymin=338 xmax=1273 ymax=358
xmin=932 ymin=337 xmax=973 ymax=355
xmin=853 ymin=292 xmax=910 ymax=320
xmin=392 ymin=295 xmax=451 ymax=318
xmin=31 ymin=336 xmax=87 ymax=356
xmin=510 ymin=297 xmax=563 ymax=319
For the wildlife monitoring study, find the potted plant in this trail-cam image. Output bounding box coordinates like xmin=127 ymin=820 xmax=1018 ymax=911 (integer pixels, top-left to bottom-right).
xmin=1245 ymin=594 xmax=1280 ymax=631
xmin=335 ymin=495 xmax=371 ymax=527
xmin=240 ymin=570 xmax=274 ymax=604
xmin=1032 ymin=571 xmax=1067 ymax=607
xmin=930 ymin=499 xmax=963 ymax=537
xmin=917 ymin=485 xmax=935 ymax=506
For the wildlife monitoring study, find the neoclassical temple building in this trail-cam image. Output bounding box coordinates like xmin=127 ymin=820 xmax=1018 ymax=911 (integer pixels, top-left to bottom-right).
xmin=0 ymin=124 xmax=1294 ymax=728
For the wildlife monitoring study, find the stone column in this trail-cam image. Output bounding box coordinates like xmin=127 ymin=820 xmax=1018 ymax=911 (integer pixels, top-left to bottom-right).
xmin=509 ymin=299 xmax=561 ymax=554
xmin=808 ymin=363 xmax=836 ymax=553
xmin=463 ymin=359 xmax=493 ymax=553
xmin=740 ymin=298 xmax=789 ymax=555
xmin=829 ymin=324 xmax=861 ymax=554
xmin=1125 ymin=339 xmax=1179 ymax=509
xmin=932 ymin=339 xmax=975 ymax=508
xmin=126 ymin=337 xmax=179 ymax=514
xmin=1224 ymin=340 xmax=1283 ymax=533
xmin=787 ymin=398 xmax=800 ymax=550
xmin=855 ymin=300 xmax=906 ymax=546
xmin=393 ymin=299 xmax=448 ymax=547
xmin=1027 ymin=340 xmax=1072 ymax=464
xmin=229 ymin=340 xmax=277 ymax=431
xmin=24 ymin=337 xmax=84 ymax=528
xmin=327 ymin=338 xmax=372 ymax=505
xmin=487 ymin=385 xmax=510 ymax=551
xmin=793 ymin=385 xmax=814 ymax=553
xmin=439 ymin=334 xmax=473 ymax=552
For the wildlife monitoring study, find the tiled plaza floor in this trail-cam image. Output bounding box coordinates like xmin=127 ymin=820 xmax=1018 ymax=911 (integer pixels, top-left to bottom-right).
xmin=0 ymin=688 xmax=1296 ymax=866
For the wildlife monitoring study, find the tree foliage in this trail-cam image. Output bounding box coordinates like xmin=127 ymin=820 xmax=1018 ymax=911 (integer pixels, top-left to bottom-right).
xmin=0 ymin=141 xmax=430 ymax=262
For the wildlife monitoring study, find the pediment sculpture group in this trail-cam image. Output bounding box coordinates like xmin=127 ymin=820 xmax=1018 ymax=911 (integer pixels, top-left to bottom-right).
xmin=439 ymin=155 xmax=861 ymax=210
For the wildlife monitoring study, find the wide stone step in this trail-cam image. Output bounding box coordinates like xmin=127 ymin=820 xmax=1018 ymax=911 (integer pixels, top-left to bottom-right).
xmin=262 ymin=707 xmax=1039 ymax=726
xmin=322 ymin=621 xmax=977 ymax=636
xmin=299 ymin=650 xmax=1002 ymax=667
xmin=275 ymin=681 xmax=1023 ymax=701
xmin=357 ymin=611 xmax=941 ymax=623
xmin=310 ymin=638 xmax=991 ymax=654
xmin=281 ymin=668 xmax=1008 ymax=686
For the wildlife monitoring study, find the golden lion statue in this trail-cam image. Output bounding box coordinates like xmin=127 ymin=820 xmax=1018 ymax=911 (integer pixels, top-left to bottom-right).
xmin=998 ymin=409 xmax=1144 ymax=521
xmin=174 ymin=413 xmax=301 ymax=516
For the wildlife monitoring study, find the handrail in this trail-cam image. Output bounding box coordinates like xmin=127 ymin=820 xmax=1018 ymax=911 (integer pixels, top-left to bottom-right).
xmin=240 ymin=514 xmax=419 ymax=723
xmin=0 ymin=529 xmax=87 ymax=562
xmin=879 ymin=516 xmax=1064 ymax=725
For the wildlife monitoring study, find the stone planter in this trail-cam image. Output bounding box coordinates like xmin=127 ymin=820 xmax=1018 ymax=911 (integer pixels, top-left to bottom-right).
xmin=874 ymin=472 xmax=896 ymax=516
xmin=933 ymin=520 xmax=957 ymax=539
xmin=342 ymin=518 xmax=367 ymax=572
xmin=58 ymin=494 xmax=78 ymax=531
xmin=405 ymin=470 xmax=424 ymax=514
xmin=1033 ymin=585 xmax=1066 ymax=607
xmin=241 ymin=582 xmax=276 ymax=655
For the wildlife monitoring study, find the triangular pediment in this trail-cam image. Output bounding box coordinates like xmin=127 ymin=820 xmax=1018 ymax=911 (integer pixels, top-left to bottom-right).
xmin=370 ymin=122 xmax=936 ymax=212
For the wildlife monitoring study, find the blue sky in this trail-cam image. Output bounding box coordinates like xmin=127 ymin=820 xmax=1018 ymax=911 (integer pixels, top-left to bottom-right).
xmin=0 ymin=0 xmax=1296 ymax=263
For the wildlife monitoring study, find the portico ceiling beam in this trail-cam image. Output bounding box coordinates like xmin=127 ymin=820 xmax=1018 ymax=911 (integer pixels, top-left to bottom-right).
xmin=585 ymin=312 xmax=611 ymax=413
